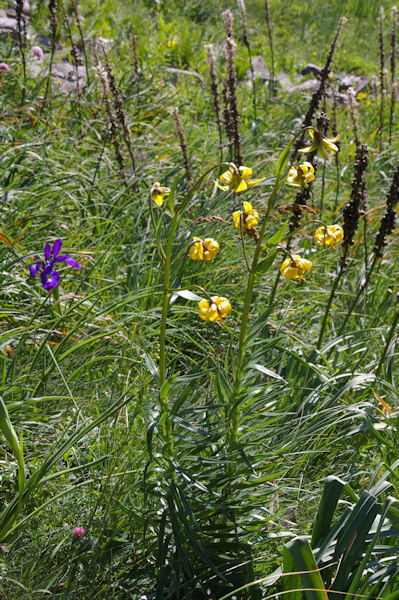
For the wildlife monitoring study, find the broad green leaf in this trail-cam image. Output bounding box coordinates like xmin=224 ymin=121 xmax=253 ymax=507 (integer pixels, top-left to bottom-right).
xmin=311 ymin=476 xmax=346 ymax=547
xmin=284 ymin=537 xmax=329 ymax=600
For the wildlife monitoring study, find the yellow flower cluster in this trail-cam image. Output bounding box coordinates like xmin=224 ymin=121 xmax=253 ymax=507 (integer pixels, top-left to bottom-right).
xmin=232 ymin=201 xmax=259 ymax=231
xmin=198 ymin=296 xmax=231 ymax=322
xmin=280 ymin=255 xmax=312 ymax=280
xmin=216 ymin=165 xmax=264 ymax=193
xmin=286 ymin=162 xmax=315 ymax=188
xmin=189 ymin=237 xmax=219 ymax=262
xmin=299 ymin=128 xmax=339 ymax=160
xmin=150 ymin=181 xmax=171 ymax=206
xmin=314 ymin=224 xmax=344 ymax=248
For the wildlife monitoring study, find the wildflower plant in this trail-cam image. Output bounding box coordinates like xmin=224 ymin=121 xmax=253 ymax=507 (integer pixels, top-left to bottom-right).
xmin=232 ymin=201 xmax=259 ymax=231
xmin=299 ymin=127 xmax=340 ymax=160
xmin=150 ymin=181 xmax=171 ymax=206
xmin=29 ymin=239 xmax=82 ymax=290
xmin=280 ymin=254 xmax=312 ymax=279
xmin=216 ymin=164 xmax=264 ymax=192
xmin=188 ymin=237 xmax=219 ymax=262
xmin=314 ymin=224 xmax=344 ymax=247
xmin=286 ymin=161 xmax=315 ymax=188
xmin=198 ymin=296 xmax=231 ymax=322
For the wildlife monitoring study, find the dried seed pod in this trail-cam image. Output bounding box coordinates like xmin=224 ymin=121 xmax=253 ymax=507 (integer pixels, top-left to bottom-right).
xmin=373 ymin=165 xmax=399 ymax=258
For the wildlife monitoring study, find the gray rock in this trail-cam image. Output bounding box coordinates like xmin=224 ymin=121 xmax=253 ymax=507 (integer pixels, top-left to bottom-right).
xmin=7 ymin=0 xmax=30 ymax=18
xmin=301 ymin=63 xmax=323 ymax=77
xmin=51 ymin=61 xmax=87 ymax=93
xmin=0 ymin=16 xmax=18 ymax=33
xmin=333 ymin=92 xmax=349 ymax=104
xmin=53 ymin=62 xmax=76 ymax=81
xmin=294 ymin=78 xmax=320 ymax=92
xmin=275 ymin=72 xmax=293 ymax=91
xmin=338 ymin=73 xmax=369 ymax=94
xmin=252 ymin=55 xmax=269 ymax=80
xmin=38 ymin=34 xmax=62 ymax=51
xmin=248 ymin=56 xmax=294 ymax=92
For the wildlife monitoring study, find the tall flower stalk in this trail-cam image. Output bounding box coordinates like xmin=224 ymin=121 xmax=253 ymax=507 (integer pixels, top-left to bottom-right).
xmin=389 ymin=7 xmax=397 ymax=143
xmin=205 ymin=44 xmax=223 ymax=161
xmin=318 ymin=143 xmax=368 ymax=347
xmin=264 ymin=0 xmax=275 ymax=95
xmin=237 ymin=0 xmax=257 ymax=120
xmin=15 ymin=0 xmax=27 ymax=105
xmin=293 ymin=16 xmax=346 ymax=157
xmin=338 ymin=159 xmax=399 ymax=336
xmin=222 ymin=10 xmax=243 ymax=166
xmin=378 ymin=7 xmax=386 ymax=148
xmin=152 ymin=164 xmax=230 ymax=464
xmin=228 ymin=148 xmax=293 ymax=452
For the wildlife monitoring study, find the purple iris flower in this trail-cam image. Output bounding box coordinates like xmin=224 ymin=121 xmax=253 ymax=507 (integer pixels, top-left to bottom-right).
xmin=30 ymin=239 xmax=82 ymax=290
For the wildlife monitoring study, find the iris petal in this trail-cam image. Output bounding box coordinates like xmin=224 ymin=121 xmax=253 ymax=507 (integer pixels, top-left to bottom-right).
xmin=30 ymin=262 xmax=43 ymax=278
xmin=52 ymin=239 xmax=62 ymax=257
xmin=41 ymin=269 xmax=60 ymax=289
xmin=65 ymin=257 xmax=82 ymax=268
xmin=45 ymin=242 xmax=51 ymax=261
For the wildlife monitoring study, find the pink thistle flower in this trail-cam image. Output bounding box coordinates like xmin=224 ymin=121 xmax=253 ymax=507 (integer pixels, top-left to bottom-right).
xmin=0 ymin=63 xmax=10 ymax=72
xmin=72 ymin=526 xmax=85 ymax=538
xmin=30 ymin=46 xmax=44 ymax=62
xmin=0 ymin=545 xmax=6 ymax=554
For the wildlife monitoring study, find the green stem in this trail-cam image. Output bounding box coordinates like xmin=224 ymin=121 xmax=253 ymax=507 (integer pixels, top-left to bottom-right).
xmin=317 ymin=261 xmax=344 ymax=349
xmin=229 ymin=189 xmax=279 ymax=448
xmin=158 ymin=215 xmax=179 ymax=461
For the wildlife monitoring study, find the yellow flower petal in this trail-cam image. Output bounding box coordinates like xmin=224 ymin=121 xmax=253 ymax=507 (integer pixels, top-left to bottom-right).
xmin=247 ymin=177 xmax=265 ymax=188
xmin=239 ymin=166 xmax=252 ymax=181
xmin=235 ymin=179 xmax=248 ymax=193
xmin=153 ymin=191 xmax=164 ymax=206
xmin=220 ymin=169 xmax=233 ymax=184
xmin=298 ymin=145 xmax=314 ymax=154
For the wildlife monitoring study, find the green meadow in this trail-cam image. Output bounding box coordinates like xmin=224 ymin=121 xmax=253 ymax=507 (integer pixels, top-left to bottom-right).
xmin=1 ymin=0 xmax=399 ymax=598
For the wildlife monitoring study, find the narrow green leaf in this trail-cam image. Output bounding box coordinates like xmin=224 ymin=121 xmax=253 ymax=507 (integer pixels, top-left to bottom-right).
xmin=144 ymin=352 xmax=159 ymax=378
xmin=254 ymin=249 xmax=277 ymax=274
xmin=173 ymin=289 xmax=203 ymax=302
xmin=275 ymin=136 xmax=294 ymax=179
xmin=252 ymin=363 xmax=286 ymax=382
xmin=265 ymin=221 xmax=288 ymax=246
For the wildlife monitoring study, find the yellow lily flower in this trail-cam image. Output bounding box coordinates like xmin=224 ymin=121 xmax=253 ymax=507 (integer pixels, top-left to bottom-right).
xmin=198 ymin=296 xmax=231 ymax=322
xmin=314 ymin=224 xmax=344 ymax=248
xmin=150 ymin=181 xmax=171 ymax=206
xmin=232 ymin=201 xmax=259 ymax=231
xmin=216 ymin=164 xmax=265 ymax=193
xmin=280 ymin=255 xmax=312 ymax=280
xmin=286 ymin=162 xmax=315 ymax=188
xmin=299 ymin=128 xmax=340 ymax=160
xmin=189 ymin=237 xmax=220 ymax=262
